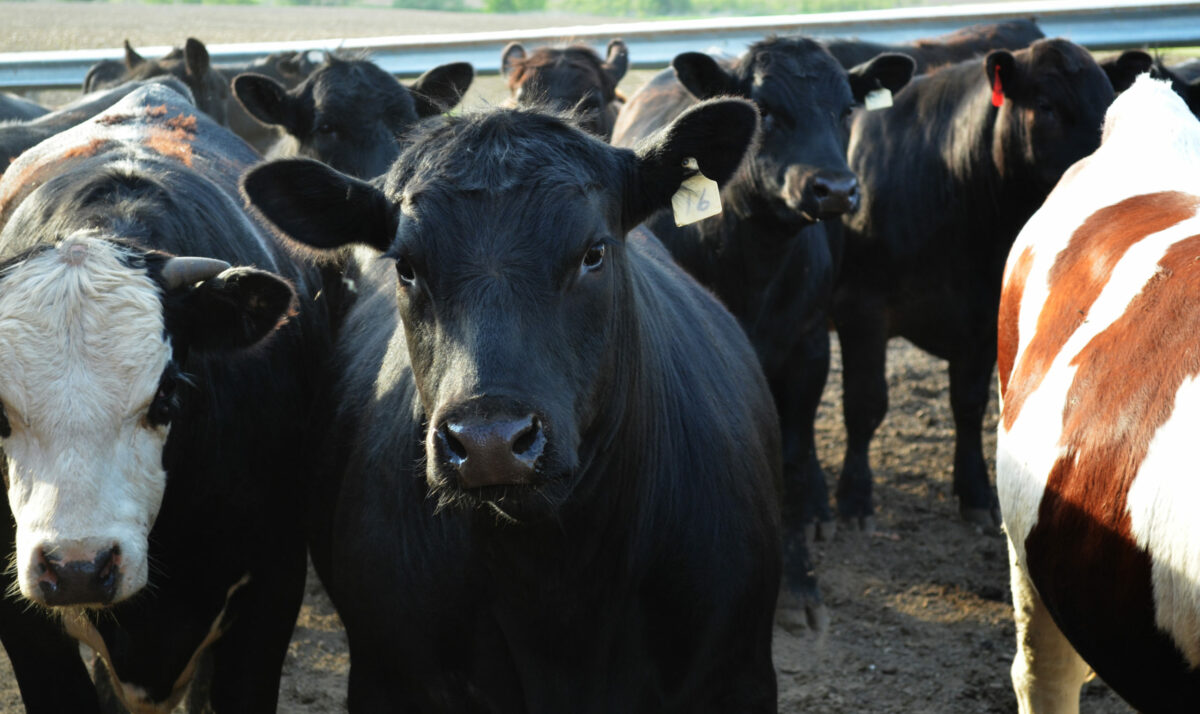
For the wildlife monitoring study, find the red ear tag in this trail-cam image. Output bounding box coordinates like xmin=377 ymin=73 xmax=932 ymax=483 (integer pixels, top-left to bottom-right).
xmin=991 ymin=65 xmax=1004 ymax=107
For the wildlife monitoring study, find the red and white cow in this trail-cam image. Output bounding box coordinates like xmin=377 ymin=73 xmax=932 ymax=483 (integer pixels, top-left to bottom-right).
xmin=998 ymin=73 xmax=1200 ymax=712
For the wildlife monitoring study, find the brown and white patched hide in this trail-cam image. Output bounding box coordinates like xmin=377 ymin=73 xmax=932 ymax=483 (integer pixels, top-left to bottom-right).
xmin=998 ymin=74 xmax=1200 ymax=712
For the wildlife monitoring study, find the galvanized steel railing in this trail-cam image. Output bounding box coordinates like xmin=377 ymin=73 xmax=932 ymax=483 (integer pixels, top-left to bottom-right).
xmin=2 ymin=0 xmax=1199 ymax=90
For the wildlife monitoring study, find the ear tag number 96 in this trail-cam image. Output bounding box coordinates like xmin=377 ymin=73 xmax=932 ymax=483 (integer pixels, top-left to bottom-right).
xmin=672 ymin=157 xmax=723 ymax=227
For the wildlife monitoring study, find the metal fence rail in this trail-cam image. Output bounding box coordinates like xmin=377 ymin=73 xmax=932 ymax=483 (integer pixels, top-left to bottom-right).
xmin=2 ymin=0 xmax=1199 ymax=90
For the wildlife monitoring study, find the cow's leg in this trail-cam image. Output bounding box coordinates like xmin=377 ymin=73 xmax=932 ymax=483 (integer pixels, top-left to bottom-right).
xmin=832 ymin=293 xmax=888 ymax=529
xmin=1009 ymin=540 xmax=1090 ymax=714
xmin=948 ymin=347 xmax=1001 ymax=526
xmin=773 ymin=330 xmax=830 ymax=632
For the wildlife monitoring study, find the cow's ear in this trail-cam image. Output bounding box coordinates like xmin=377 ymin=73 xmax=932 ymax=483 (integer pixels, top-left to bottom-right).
xmin=183 ymin=38 xmax=211 ymax=79
xmin=168 ymin=267 xmax=296 ymax=353
xmin=233 ymin=73 xmax=297 ymax=132
xmin=1100 ymin=50 xmax=1153 ymax=94
xmin=83 ymin=60 xmax=125 ymax=93
xmin=624 ymin=98 xmax=758 ymax=229
xmin=242 ymin=158 xmax=396 ymax=253
xmin=603 ymin=39 xmax=629 ymax=86
xmin=501 ymin=42 xmax=526 ymax=79
xmin=124 ymin=40 xmax=145 ymax=69
xmin=985 ymin=50 xmax=1020 ymax=104
xmin=410 ymin=62 xmax=475 ymax=118
xmin=848 ymin=52 xmax=915 ymax=104
xmin=672 ymin=52 xmax=737 ymax=100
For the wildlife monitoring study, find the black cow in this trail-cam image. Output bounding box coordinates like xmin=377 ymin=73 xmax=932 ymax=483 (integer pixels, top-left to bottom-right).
xmin=0 ymin=82 xmax=334 ymax=712
xmin=834 ymin=38 xmax=1115 ymax=527
xmin=1099 ymin=50 xmax=1199 ymax=116
xmin=1 ymin=77 xmax=193 ymax=175
xmin=501 ymin=39 xmax=628 ymax=139
xmin=242 ymin=100 xmax=781 ymax=712
xmin=0 ymin=92 xmax=48 ymax=122
xmin=610 ymin=36 xmax=913 ymax=619
xmin=84 ymin=38 xmax=231 ymax=126
xmin=216 ymin=50 xmax=318 ymax=153
xmin=823 ymin=19 xmax=1044 ymax=74
xmin=233 ymin=53 xmax=474 ymax=179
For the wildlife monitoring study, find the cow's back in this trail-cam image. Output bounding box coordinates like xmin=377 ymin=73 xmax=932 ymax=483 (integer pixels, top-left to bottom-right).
xmin=999 ymin=75 xmax=1200 ymax=711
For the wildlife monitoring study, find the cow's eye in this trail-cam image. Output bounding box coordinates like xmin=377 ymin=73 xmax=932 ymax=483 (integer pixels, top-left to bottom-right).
xmin=396 ymin=255 xmax=417 ymax=286
xmin=147 ymin=374 xmax=178 ymax=428
xmin=316 ymin=122 xmax=337 ymax=136
xmin=581 ymin=243 xmax=606 ymax=274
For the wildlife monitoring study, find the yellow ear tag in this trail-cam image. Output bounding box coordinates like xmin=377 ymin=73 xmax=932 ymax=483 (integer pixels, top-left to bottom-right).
xmin=671 ymin=157 xmax=723 ymax=227
xmin=864 ymin=88 xmax=893 ymax=111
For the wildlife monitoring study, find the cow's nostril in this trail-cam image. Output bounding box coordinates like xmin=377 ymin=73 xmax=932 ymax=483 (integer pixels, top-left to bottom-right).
xmin=813 ymin=183 xmax=831 ymax=198
xmin=438 ymin=425 xmax=469 ymax=466
xmin=511 ymin=417 xmax=545 ymax=462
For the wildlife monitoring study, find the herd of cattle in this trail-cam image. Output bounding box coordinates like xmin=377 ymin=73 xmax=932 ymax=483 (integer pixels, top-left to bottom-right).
xmin=0 ymin=15 xmax=1196 ymax=713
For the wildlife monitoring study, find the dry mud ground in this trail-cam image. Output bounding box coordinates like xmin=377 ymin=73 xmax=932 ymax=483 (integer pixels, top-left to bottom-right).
xmin=1 ymin=3 xmax=1137 ymax=712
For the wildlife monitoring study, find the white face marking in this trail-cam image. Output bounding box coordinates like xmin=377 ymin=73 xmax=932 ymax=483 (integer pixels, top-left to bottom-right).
xmin=0 ymin=234 xmax=171 ymax=605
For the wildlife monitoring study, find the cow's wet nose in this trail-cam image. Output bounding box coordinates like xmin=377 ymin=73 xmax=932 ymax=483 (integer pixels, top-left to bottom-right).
xmin=36 ymin=544 xmax=120 ymax=606
xmin=803 ymin=171 xmax=859 ymax=219
xmin=437 ymin=414 xmax=545 ymax=488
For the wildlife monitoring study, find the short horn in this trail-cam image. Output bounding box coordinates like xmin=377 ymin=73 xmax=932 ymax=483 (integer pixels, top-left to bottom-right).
xmin=161 ymin=257 xmax=231 ymax=290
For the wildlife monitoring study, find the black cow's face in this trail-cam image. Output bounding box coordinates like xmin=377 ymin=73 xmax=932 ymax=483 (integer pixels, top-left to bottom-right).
xmin=243 ymin=100 xmax=758 ymax=522
xmin=502 ymin=41 xmax=628 ymax=139
xmin=673 ymin=38 xmax=912 ymax=227
xmin=988 ymin=39 xmax=1115 ymax=191
xmin=233 ymin=57 xmax=474 ymax=179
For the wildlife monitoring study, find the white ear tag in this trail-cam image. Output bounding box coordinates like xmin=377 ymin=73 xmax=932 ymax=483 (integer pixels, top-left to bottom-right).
xmin=671 ymin=157 xmax=723 ymax=227
xmin=864 ymin=88 xmax=893 ymax=111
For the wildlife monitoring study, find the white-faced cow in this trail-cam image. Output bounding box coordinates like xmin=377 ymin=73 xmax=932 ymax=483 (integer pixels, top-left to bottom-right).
xmin=500 ymin=39 xmax=628 ymax=139
xmin=84 ymin=38 xmax=231 ymax=126
xmin=833 ymin=38 xmax=1116 ymax=528
xmin=611 ymin=36 xmax=914 ymax=621
xmin=233 ymin=53 xmax=474 ymax=179
xmin=0 ymin=82 xmax=335 ymax=712
xmin=998 ymin=74 xmax=1200 ymax=713
xmin=242 ymin=100 xmax=782 ymax=712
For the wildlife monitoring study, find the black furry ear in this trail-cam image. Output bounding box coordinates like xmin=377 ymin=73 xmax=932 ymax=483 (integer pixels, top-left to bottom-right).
xmin=501 ymin=42 xmax=526 ymax=79
xmin=183 ymin=38 xmax=210 ymax=79
xmin=124 ymin=40 xmax=145 ymax=69
xmin=233 ymin=73 xmax=295 ymax=132
xmin=847 ymin=52 xmax=915 ymax=104
xmin=242 ymin=158 xmax=397 ymax=253
xmin=603 ymin=39 xmax=629 ymax=85
xmin=624 ymin=98 xmax=758 ymax=230
xmin=672 ymin=52 xmax=737 ymax=100
xmin=410 ymin=62 xmax=475 ymax=118
xmin=1100 ymin=50 xmax=1154 ymax=94
xmin=168 ymin=268 xmax=296 ymax=353
xmin=985 ymin=50 xmax=1019 ymax=104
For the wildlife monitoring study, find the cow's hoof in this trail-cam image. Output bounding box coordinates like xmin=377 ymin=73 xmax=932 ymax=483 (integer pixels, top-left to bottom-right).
xmin=840 ymin=513 xmax=876 ymax=535
xmin=803 ymin=519 xmax=838 ymax=547
xmin=775 ymin=590 xmax=829 ymax=636
xmin=961 ymin=506 xmax=1002 ymax=530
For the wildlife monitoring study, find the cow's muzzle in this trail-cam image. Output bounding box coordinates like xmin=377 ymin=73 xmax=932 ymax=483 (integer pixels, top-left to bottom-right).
xmin=433 ymin=411 xmax=546 ymax=489
xmin=34 ymin=543 xmax=120 ymax=607
xmin=784 ymin=166 xmax=860 ymax=222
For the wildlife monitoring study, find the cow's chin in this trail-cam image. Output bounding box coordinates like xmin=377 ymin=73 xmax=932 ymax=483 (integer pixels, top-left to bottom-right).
xmin=425 ymin=468 xmax=572 ymax=525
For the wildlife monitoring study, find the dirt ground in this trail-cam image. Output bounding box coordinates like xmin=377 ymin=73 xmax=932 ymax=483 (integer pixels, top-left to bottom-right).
xmin=0 ymin=3 xmax=1139 ymax=712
